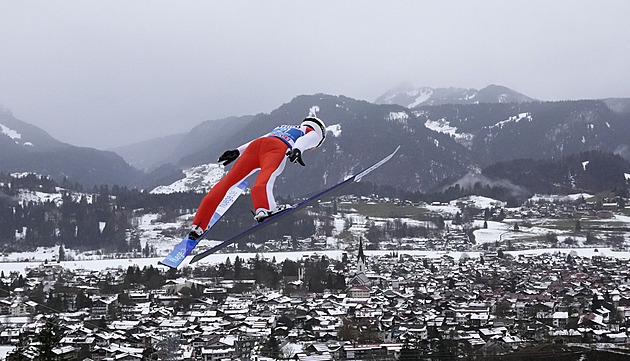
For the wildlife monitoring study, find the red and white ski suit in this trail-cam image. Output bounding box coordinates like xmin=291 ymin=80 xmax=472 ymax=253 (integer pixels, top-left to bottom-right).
xmin=192 ymin=124 xmax=323 ymax=230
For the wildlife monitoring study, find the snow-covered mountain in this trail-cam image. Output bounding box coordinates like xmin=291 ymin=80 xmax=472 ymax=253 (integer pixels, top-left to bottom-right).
xmin=0 ymin=107 xmax=65 ymax=148
xmin=4 ymin=91 xmax=630 ymax=197
xmin=374 ymin=83 xmax=535 ymax=108
xmin=150 ymin=122 xmax=345 ymax=195
xmin=143 ymin=94 xmax=476 ymax=195
xmin=414 ymin=99 xmax=630 ymax=165
xmin=0 ymin=107 xmax=142 ymax=187
xmin=116 ymin=93 xmax=630 ymax=197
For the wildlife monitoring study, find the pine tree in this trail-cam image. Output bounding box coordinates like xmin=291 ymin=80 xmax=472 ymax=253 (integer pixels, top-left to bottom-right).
xmin=36 ymin=316 xmax=63 ymax=360
xmin=453 ymin=212 xmax=462 ymax=225
xmin=58 ymin=244 xmax=66 ymax=262
xmin=156 ymin=333 xmax=181 ymax=361
xmin=234 ymin=256 xmax=243 ymax=280
xmin=261 ymin=334 xmax=280 ymax=358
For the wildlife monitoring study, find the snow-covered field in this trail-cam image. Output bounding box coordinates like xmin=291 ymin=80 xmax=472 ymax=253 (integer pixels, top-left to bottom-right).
xmin=4 ymin=246 xmax=630 ymax=277
xmin=4 ymin=189 xmax=630 ymax=278
xmin=0 ymin=251 xmax=347 ymax=275
xmin=135 ymin=212 xmax=190 ymax=255
xmin=529 ymin=193 xmax=593 ymax=202
xmin=424 ymin=195 xmax=506 ymax=216
xmin=472 ymin=213 xmax=630 ymax=247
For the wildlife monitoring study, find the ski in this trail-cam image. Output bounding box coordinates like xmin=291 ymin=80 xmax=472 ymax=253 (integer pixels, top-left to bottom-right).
xmin=189 ymin=146 xmax=401 ymax=264
xmin=158 ymin=179 xmax=247 ymax=268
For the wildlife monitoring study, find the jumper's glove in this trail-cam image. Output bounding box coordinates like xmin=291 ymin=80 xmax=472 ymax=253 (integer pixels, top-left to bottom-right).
xmin=218 ymin=149 xmax=239 ymax=166
xmin=286 ymin=148 xmax=305 ymax=166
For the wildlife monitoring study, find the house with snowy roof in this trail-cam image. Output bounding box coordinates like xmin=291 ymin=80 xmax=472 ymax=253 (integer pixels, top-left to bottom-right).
xmin=90 ymin=295 xmax=118 ymax=319
xmin=342 ymin=343 xmax=403 ymax=360
xmin=9 ymin=298 xmax=37 ymax=316
xmin=577 ymin=313 xmax=606 ymax=328
xmin=346 ymin=285 xmax=370 ymax=300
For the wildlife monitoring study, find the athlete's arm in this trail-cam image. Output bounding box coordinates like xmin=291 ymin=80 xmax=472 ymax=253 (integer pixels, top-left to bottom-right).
xmin=293 ymin=128 xmax=321 ymax=152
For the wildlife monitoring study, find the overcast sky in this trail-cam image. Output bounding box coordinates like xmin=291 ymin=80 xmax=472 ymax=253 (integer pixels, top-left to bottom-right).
xmin=1 ymin=1 xmax=629 ymax=149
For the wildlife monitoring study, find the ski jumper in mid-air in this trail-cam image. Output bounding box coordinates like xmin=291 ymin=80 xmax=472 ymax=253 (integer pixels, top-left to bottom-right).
xmin=188 ymin=117 xmax=326 ymax=240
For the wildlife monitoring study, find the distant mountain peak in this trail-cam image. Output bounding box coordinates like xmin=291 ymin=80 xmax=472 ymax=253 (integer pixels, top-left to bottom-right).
xmin=375 ymin=84 xmax=535 ymax=108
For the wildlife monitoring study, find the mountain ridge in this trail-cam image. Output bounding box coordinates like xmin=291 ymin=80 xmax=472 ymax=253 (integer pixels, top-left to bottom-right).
xmin=2 ymin=89 xmax=630 ymax=199
xmin=374 ymin=83 xmax=536 ymax=108
xmin=0 ymin=109 xmax=142 ymax=187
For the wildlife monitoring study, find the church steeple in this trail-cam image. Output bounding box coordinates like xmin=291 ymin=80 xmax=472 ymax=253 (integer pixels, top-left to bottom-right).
xmin=348 ymin=237 xmax=370 ymax=286
xmin=357 ymin=237 xmax=366 ymax=273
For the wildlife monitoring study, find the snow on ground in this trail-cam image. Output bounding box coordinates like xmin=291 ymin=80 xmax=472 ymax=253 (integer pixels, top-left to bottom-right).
xmin=326 ymin=123 xmax=342 ymax=137
xmin=135 ymin=213 xmax=190 ymax=255
xmin=151 ymin=163 xmax=225 ymax=194
xmin=409 ymin=88 xmax=433 ymax=107
xmin=0 ymin=251 xmax=347 ymax=276
xmin=425 ymin=195 xmax=505 ymax=216
xmin=425 ymin=118 xmax=458 ymax=135
xmin=0 ymin=122 xmax=21 ymax=140
xmin=590 ymin=213 xmax=630 ymax=224
xmin=2 ymin=246 xmax=68 ymax=263
xmin=450 ymin=195 xmax=506 ymax=209
xmin=425 ymin=203 xmax=459 ymax=216
xmin=472 ymin=216 xmax=588 ymax=246
xmin=14 ymin=187 xmax=96 ymax=206
xmin=508 ymin=248 xmax=630 ymax=259
xmin=5 ymin=247 xmax=630 ymax=276
xmin=387 ymin=111 xmax=409 ymax=124
xmin=16 ymin=189 xmax=63 ymax=205
xmin=472 ymin=221 xmax=511 ymax=244
xmin=424 ymin=118 xmax=474 ymax=142
xmin=529 ymin=193 xmax=594 ymax=202
xmin=472 ymin=216 xmax=593 ymax=246
xmin=490 ymin=112 xmax=532 ymax=130
xmin=282 ymin=342 xmax=303 ymax=359
xmin=1 ymin=211 xmax=201 ymax=264
xmin=472 ymin=211 xmax=630 ymax=247
xmin=0 ymin=346 xmax=15 ymax=361
xmin=614 ymin=214 xmax=630 ymax=224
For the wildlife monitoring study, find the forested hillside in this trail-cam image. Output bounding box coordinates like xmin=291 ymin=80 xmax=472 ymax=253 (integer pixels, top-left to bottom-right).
xmin=0 ymin=173 xmax=433 ymax=253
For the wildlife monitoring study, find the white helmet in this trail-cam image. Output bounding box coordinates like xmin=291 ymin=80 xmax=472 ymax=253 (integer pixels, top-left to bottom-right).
xmin=301 ymin=117 xmax=326 ymax=148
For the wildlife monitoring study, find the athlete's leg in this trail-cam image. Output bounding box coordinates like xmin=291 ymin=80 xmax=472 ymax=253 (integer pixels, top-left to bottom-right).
xmin=192 ymin=140 xmax=262 ymax=230
xmin=251 ymin=138 xmax=288 ymax=213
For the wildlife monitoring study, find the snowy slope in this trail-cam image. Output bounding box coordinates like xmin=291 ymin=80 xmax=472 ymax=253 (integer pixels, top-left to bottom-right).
xmin=151 ymin=163 xmax=226 ymax=194
xmin=150 ymin=122 xmax=344 ymax=195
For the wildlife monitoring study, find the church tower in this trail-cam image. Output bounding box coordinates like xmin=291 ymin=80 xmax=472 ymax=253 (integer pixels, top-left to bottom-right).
xmin=348 ymin=237 xmax=370 ymax=286
xmin=357 ymin=237 xmax=366 ymax=274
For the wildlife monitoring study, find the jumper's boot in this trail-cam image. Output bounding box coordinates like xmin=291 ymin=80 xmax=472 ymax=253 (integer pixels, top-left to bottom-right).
xmin=253 ymin=205 xmax=289 ymax=223
xmin=187 ymin=225 xmax=204 ymax=240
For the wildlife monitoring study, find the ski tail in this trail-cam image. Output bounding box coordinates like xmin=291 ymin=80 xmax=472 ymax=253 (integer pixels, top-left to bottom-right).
xmin=189 ymin=146 xmax=401 ymax=264
xmin=158 ymin=179 xmax=247 ymax=268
